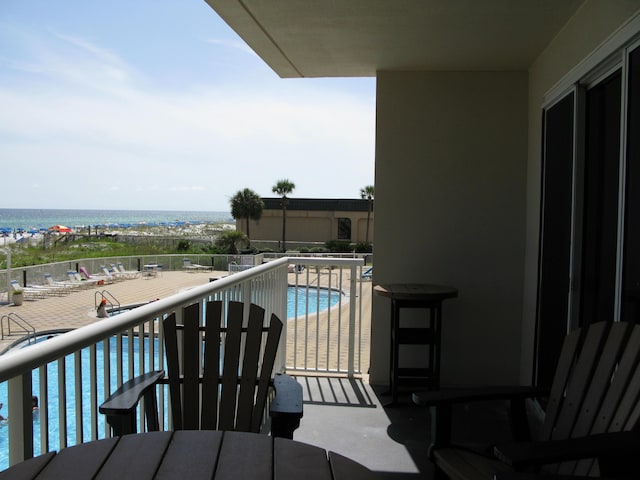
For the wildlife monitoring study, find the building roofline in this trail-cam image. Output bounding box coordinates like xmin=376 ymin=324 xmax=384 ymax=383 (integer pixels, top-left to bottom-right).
xmin=262 ymin=198 xmax=372 ymax=212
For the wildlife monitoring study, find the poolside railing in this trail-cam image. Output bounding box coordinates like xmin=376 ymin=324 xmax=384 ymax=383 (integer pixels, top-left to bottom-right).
xmin=0 ymin=256 xmax=365 ymax=466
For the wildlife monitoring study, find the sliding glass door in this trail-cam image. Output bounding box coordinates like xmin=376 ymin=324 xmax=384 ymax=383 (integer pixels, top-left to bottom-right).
xmin=622 ymin=47 xmax=640 ymax=322
xmin=536 ymin=42 xmax=640 ymax=386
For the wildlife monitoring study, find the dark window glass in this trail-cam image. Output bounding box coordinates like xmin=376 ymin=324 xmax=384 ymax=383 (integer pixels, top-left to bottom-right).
xmin=580 ymin=70 xmax=621 ymax=326
xmin=536 ymin=93 xmax=575 ymax=388
xmin=622 ymin=47 xmax=640 ymax=323
xmin=337 ymin=218 xmax=351 ymax=240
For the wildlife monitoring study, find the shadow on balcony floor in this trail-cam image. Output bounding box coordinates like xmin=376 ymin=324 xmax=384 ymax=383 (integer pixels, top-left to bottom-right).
xmin=293 ymin=376 xmax=434 ymax=479
xmin=293 ymin=376 xmax=521 ymax=479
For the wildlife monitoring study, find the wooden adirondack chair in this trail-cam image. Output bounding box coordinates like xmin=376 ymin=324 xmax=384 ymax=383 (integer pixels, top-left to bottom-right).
xmin=100 ymin=300 xmax=303 ymax=439
xmin=413 ymin=321 xmax=640 ymax=480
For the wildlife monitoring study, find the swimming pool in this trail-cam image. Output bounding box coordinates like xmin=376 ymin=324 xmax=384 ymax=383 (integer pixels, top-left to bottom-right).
xmin=287 ymin=285 xmax=341 ymax=318
xmin=0 ymin=286 xmax=341 ymax=469
xmin=101 ymin=286 xmax=341 ymax=319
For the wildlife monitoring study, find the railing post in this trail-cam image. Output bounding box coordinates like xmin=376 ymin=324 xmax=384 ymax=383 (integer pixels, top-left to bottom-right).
xmin=348 ymin=264 xmax=358 ymax=377
xmin=8 ymin=373 xmax=33 ymax=465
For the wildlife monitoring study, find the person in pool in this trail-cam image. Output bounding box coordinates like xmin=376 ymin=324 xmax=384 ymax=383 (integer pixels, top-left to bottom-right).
xmin=97 ymin=298 xmax=108 ymax=318
xmin=0 ymin=403 xmax=7 ymax=424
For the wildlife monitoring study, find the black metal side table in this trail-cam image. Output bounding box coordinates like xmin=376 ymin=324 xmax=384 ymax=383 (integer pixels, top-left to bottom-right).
xmin=374 ymin=283 xmax=458 ymax=406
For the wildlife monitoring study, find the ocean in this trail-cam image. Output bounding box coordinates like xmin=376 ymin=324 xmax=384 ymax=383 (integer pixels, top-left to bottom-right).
xmin=0 ymin=209 xmax=232 ymax=232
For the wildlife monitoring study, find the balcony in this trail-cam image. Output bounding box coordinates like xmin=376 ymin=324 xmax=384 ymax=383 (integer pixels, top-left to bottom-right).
xmin=0 ymin=255 xmax=445 ymax=477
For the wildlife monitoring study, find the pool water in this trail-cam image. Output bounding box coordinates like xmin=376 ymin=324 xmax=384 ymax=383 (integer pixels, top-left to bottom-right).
xmin=0 ymin=336 xmax=156 ymax=469
xmin=287 ymin=286 xmax=341 ymax=318
xmin=0 ymin=286 xmax=341 ymax=469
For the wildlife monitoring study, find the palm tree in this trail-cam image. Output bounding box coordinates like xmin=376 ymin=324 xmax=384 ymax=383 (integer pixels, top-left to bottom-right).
xmin=272 ymin=179 xmax=295 ymax=252
xmin=229 ymin=188 xmax=264 ymax=247
xmin=215 ymin=230 xmax=248 ymax=254
xmin=360 ymin=185 xmax=374 ymax=245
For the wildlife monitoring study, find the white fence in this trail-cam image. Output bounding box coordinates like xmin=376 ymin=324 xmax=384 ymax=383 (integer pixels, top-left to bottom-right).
xmin=0 ymin=256 xmax=366 ymax=466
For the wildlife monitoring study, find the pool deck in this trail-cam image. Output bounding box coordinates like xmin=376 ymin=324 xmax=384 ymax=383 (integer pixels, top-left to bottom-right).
xmin=0 ymin=269 xmax=224 ymax=352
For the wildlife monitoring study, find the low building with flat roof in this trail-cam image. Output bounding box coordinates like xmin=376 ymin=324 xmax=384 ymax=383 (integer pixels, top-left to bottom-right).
xmin=237 ymin=198 xmax=374 ymax=248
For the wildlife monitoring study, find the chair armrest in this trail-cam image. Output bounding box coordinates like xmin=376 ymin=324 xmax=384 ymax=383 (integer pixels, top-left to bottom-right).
xmin=269 ymin=373 xmax=304 ymax=439
xmin=494 ymin=474 xmax=617 ymax=480
xmin=415 ymin=386 xmax=548 ymax=448
xmin=99 ymin=370 xmax=165 ymax=414
xmin=494 ymin=430 xmax=640 ymax=473
xmin=99 ymin=370 xmax=164 ymax=436
xmin=413 ymin=386 xmax=549 ymax=407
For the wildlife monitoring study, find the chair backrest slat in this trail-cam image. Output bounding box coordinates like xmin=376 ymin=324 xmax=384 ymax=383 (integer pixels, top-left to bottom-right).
xmin=540 ymin=327 xmax=583 ymax=440
xmin=182 ymin=303 xmax=201 ymax=430
xmin=535 ymin=321 xmax=640 ymax=476
xmin=218 ymin=301 xmax=244 ymax=431
xmin=252 ymin=313 xmax=283 ymax=433
xmin=557 ymin=322 xmax=633 ymax=475
xmin=236 ymin=304 xmax=268 ymax=431
xmin=612 ymin=327 xmax=640 ymax=432
xmin=573 ymin=321 xmax=634 ymax=438
xmin=551 ymin=322 xmax=609 ymax=440
xmin=163 ymin=313 xmax=183 ymax=430
xmin=201 ymin=301 xmax=222 ymax=430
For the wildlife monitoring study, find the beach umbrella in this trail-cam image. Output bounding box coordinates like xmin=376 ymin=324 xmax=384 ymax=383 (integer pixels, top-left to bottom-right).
xmin=48 ymin=225 xmax=72 ymax=233
xmin=28 ymin=229 xmax=39 ymax=234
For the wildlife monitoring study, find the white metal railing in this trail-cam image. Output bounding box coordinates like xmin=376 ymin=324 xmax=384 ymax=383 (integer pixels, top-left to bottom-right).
xmin=0 ymin=313 xmax=35 ymax=343
xmin=0 ymin=256 xmax=365 ymax=467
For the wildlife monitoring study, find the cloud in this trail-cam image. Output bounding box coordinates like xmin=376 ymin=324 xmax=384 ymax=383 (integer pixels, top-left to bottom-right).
xmin=206 ymin=37 xmax=257 ymax=57
xmin=0 ymin=23 xmax=375 ymax=210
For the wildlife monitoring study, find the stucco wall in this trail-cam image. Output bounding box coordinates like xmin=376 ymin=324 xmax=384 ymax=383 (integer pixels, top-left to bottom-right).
xmin=371 ymin=71 xmax=528 ymax=386
xmin=522 ymin=0 xmax=640 ymax=383
xmin=246 ymin=209 xmax=374 ymax=244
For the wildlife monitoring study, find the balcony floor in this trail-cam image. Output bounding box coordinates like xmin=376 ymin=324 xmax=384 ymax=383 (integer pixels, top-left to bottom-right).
xmin=292 ymin=375 xmax=519 ymax=479
xmin=292 ymin=376 xmax=432 ymax=479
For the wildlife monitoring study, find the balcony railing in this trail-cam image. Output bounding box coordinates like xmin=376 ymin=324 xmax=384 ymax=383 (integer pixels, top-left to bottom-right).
xmin=0 ymin=256 xmax=365 ymax=467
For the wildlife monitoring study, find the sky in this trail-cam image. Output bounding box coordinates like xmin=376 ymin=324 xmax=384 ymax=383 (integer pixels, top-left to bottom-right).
xmin=0 ymin=1 xmax=376 ymax=212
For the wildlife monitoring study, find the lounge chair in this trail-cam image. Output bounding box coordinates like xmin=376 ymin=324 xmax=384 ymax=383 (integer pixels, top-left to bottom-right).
xmin=182 ymin=258 xmax=207 ymax=272
xmin=67 ymin=270 xmax=100 ymax=289
xmin=32 ymin=274 xmax=71 ymax=295
xmin=15 ymin=278 xmax=67 ymax=298
xmin=78 ymin=266 xmax=114 ymax=284
xmin=114 ymin=262 xmax=140 ymax=279
xmin=44 ymin=273 xmax=81 ymax=292
xmin=10 ymin=280 xmax=48 ymax=300
xmin=361 ymin=266 xmax=373 ymax=280
xmin=99 ymin=265 xmax=126 ymax=281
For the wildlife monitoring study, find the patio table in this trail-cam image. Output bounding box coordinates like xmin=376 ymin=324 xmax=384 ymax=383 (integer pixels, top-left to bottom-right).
xmin=0 ymin=430 xmax=377 ymax=479
xmin=374 ymin=283 xmax=458 ymax=406
xmin=143 ymin=264 xmax=160 ymax=277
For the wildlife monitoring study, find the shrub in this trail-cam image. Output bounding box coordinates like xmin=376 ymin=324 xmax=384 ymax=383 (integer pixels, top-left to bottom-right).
xmin=177 ymin=240 xmax=192 ymax=251
xmin=325 ymin=240 xmax=352 ymax=253
xmin=354 ymin=242 xmax=372 ymax=253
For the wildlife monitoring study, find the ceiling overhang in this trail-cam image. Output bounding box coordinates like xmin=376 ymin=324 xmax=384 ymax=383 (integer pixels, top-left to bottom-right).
xmin=204 ymin=0 xmax=585 ymax=78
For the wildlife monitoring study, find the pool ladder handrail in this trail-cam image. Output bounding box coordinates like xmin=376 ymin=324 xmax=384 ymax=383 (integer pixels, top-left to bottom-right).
xmin=1 ymin=312 xmax=36 ymax=343
xmin=95 ymin=290 xmax=120 ymax=310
